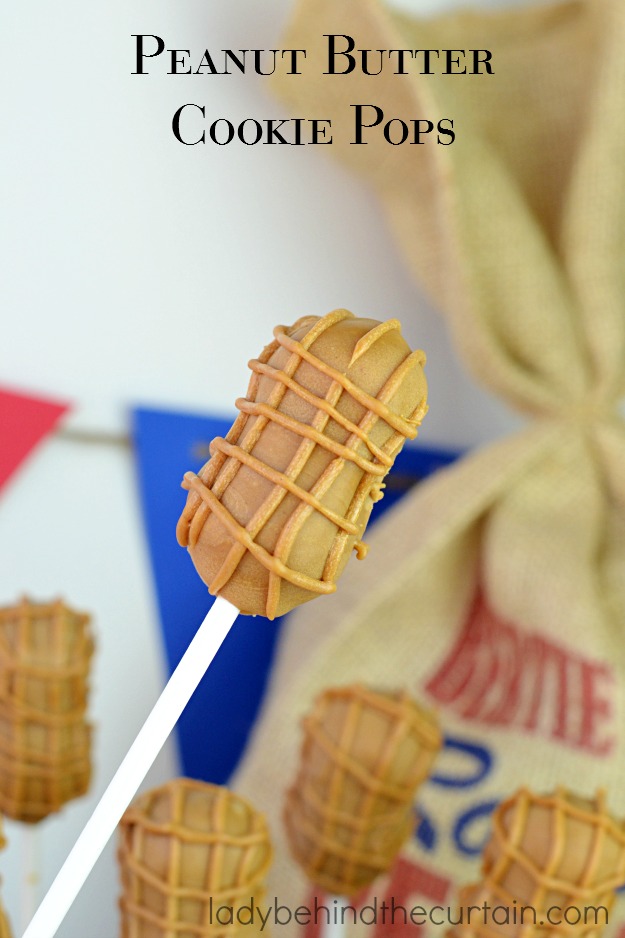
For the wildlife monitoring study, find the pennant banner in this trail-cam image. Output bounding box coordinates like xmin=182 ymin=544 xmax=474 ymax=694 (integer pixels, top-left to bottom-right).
xmin=132 ymin=405 xmax=459 ymax=784
xmin=0 ymin=386 xmax=69 ymax=493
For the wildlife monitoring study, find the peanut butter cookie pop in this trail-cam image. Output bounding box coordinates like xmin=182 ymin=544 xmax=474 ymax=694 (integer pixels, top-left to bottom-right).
xmin=0 ymin=597 xmax=93 ymax=930
xmin=118 ymin=778 xmax=272 ymax=937
xmin=285 ymin=684 xmax=441 ymax=937
xmin=449 ymin=787 xmax=625 ymax=938
xmin=25 ymin=309 xmax=427 ymax=938
xmin=0 ymin=597 xmax=94 ymax=824
xmin=178 ymin=309 xmax=427 ymax=618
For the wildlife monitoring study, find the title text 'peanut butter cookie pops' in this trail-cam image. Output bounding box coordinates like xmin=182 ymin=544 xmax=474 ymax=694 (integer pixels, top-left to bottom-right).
xmin=24 ymin=309 xmax=427 ymax=937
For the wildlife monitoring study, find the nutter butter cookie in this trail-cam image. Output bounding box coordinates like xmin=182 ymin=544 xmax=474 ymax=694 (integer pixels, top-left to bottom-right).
xmin=177 ymin=309 xmax=427 ymax=618
xmin=284 ymin=684 xmax=441 ymax=895
xmin=450 ymin=788 xmax=625 ymax=938
xmin=0 ymin=597 xmax=94 ymax=822
xmin=118 ymin=778 xmax=272 ymax=937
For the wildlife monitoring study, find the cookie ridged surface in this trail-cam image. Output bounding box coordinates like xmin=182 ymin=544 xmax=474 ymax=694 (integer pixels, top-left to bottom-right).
xmin=177 ymin=309 xmax=427 ymax=618
xmin=284 ymin=684 xmax=442 ymax=895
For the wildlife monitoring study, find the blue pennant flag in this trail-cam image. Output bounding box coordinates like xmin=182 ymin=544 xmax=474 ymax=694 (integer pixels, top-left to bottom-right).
xmin=131 ymin=405 xmax=459 ymax=785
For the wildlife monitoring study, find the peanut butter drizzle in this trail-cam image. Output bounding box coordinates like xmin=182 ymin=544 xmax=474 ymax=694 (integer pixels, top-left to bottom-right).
xmin=208 ymin=438 xmax=359 ymax=535
xmin=178 ymin=310 xmax=427 ymax=618
xmin=316 ymin=348 xmax=427 ymax=591
xmin=235 ymin=398 xmax=389 ymax=475
xmin=444 ymin=786 xmax=625 ymax=938
xmin=275 ymin=324 xmax=425 ymax=439
xmin=263 ymin=369 xmax=348 ymax=616
xmin=0 ymin=597 xmax=93 ymax=821
xmin=349 ymin=318 xmax=403 ymax=364
xmin=181 ymin=312 xmax=354 ymax=607
xmin=336 ymin=690 xmax=414 ymax=888
xmin=488 ymin=787 xmax=625 ymax=898
xmin=183 ymin=472 xmax=336 ymax=596
xmin=177 ymin=310 xmax=351 ymax=554
xmin=263 ymin=340 xmax=426 ymax=616
xmin=247 ymin=358 xmax=393 ymax=466
xmin=210 ymin=362 xmax=351 ymax=604
xmin=119 ymin=779 xmax=272 ymax=936
xmin=286 ymin=685 xmax=442 ymax=894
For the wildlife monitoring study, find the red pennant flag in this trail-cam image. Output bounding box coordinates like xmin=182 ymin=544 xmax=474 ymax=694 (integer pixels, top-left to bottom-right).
xmin=0 ymin=386 xmax=70 ymax=492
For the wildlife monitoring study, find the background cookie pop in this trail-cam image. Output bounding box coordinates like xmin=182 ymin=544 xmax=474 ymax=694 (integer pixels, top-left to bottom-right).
xmin=0 ymin=0 xmax=580 ymax=934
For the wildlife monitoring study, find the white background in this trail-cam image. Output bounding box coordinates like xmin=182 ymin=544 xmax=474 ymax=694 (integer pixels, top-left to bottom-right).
xmin=0 ymin=0 xmax=541 ymax=934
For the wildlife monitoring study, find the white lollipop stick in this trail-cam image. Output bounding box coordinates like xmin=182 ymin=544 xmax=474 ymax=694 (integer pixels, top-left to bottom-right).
xmin=20 ymin=826 xmax=41 ymax=931
xmin=22 ymin=596 xmax=239 ymax=938
xmin=323 ymin=896 xmax=348 ymax=938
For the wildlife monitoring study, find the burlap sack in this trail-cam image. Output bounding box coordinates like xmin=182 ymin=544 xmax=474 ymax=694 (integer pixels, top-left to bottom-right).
xmin=235 ymin=0 xmax=625 ymax=933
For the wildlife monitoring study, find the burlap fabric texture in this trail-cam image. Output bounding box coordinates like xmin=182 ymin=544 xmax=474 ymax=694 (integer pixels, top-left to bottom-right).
xmin=0 ymin=597 xmax=93 ymax=823
xmin=235 ymin=0 xmax=625 ymax=934
xmin=118 ymin=778 xmax=273 ymax=937
xmin=285 ymin=684 xmax=441 ymax=896
xmin=450 ymin=788 xmax=625 ymax=938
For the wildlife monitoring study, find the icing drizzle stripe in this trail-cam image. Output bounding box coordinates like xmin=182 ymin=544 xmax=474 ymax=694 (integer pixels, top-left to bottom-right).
xmin=208 ymin=437 xmax=359 ymax=535
xmin=248 ymin=358 xmax=393 ymax=466
xmin=235 ymin=398 xmax=389 ymax=476
xmin=182 ymin=472 xmax=336 ymax=596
